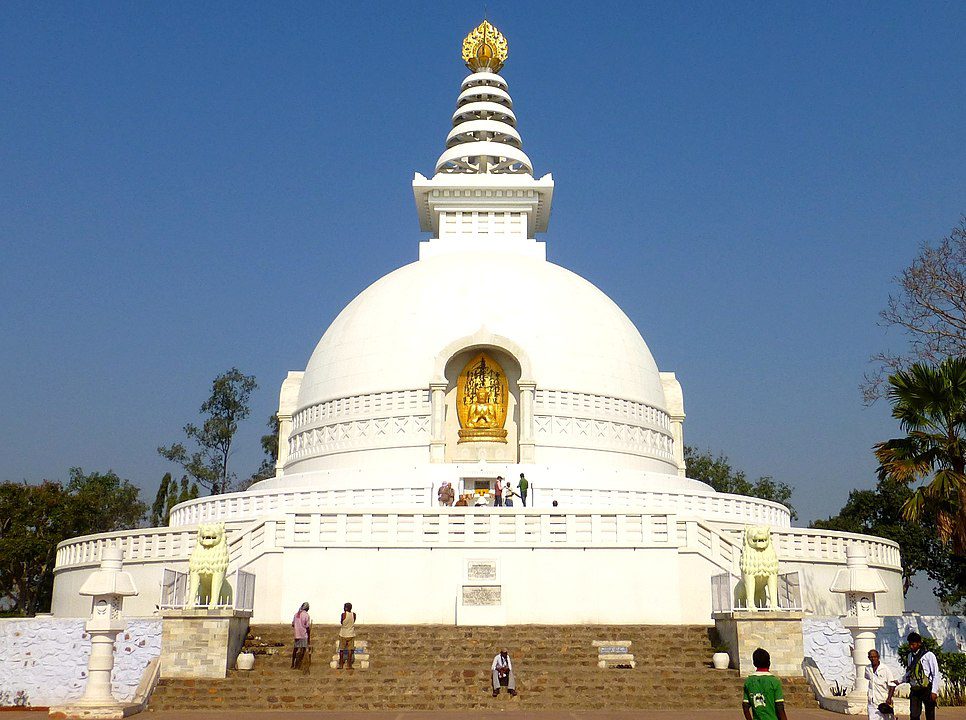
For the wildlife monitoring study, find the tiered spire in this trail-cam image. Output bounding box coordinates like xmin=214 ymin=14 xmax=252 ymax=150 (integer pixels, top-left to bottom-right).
xmin=434 ymin=21 xmax=532 ymax=175
xmin=412 ymin=20 xmax=553 ymax=248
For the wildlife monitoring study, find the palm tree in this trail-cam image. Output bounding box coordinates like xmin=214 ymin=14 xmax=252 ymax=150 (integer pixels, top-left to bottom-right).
xmin=874 ymin=357 xmax=966 ymax=552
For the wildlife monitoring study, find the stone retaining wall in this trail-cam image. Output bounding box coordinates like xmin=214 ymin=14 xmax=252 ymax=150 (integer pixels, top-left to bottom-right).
xmin=803 ymin=614 xmax=966 ymax=690
xmin=0 ymin=618 xmax=161 ymax=707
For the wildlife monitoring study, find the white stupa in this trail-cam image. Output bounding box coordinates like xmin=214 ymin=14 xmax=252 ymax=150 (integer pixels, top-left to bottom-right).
xmin=52 ymin=21 xmax=904 ymax=624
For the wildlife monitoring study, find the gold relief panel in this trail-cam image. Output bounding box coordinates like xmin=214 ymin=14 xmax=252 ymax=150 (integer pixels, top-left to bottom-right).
xmin=456 ymin=352 xmax=509 ymax=443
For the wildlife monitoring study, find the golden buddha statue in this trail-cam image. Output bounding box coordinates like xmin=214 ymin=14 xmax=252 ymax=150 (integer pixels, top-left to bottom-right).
xmin=457 ymin=352 xmax=509 ymax=443
xmin=468 ymin=385 xmax=497 ymax=427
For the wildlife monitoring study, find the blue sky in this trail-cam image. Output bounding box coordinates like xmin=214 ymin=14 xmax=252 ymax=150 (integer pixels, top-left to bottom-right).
xmin=2 ymin=2 xmax=963 ymax=610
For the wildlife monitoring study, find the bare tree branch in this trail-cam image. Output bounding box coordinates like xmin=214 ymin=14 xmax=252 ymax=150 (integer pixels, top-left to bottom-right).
xmin=863 ymin=216 xmax=966 ymax=402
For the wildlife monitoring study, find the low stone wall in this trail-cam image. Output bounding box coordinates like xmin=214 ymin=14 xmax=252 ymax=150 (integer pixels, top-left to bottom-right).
xmin=0 ymin=618 xmax=161 ymax=707
xmin=160 ymin=609 xmax=251 ymax=679
xmin=714 ymin=611 xmax=805 ymax=676
xmin=803 ymin=614 xmax=966 ymax=690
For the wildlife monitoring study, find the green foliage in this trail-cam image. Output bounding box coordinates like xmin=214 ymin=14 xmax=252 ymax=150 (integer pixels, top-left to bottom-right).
xmin=874 ymin=357 xmax=966 ymax=552
xmin=811 ymin=476 xmax=934 ymax=595
xmin=921 ymin=547 xmax=966 ymax=613
xmin=683 ymin=446 xmax=797 ymax=520
xmin=159 ymin=368 xmax=257 ymax=495
xmin=811 ymin=475 xmax=966 ymax=606
xmin=898 ymin=637 xmax=966 ymax=706
xmin=150 ymin=472 xmax=199 ymax=526
xmin=247 ymin=413 xmax=280 ymax=487
xmin=0 ymin=469 xmax=146 ymax=616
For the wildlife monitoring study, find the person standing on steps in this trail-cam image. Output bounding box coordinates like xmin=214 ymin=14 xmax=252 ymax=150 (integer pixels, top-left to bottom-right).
xmin=291 ymin=601 xmax=311 ymax=670
xmin=494 ymin=476 xmax=504 ymax=507
xmin=338 ymin=602 xmax=357 ymax=669
xmin=904 ymin=632 xmax=941 ymax=720
xmin=491 ymin=648 xmax=517 ymax=697
xmin=517 ymin=473 xmax=529 ymax=507
xmin=742 ymin=648 xmax=788 ymax=720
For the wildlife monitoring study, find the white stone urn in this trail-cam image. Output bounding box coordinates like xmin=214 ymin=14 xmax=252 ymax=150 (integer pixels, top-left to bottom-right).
xmin=712 ymin=651 xmax=730 ymax=670
xmin=236 ymin=652 xmax=256 ymax=671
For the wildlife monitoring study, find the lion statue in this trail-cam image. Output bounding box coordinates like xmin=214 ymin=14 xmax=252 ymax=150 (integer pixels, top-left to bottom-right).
xmin=735 ymin=525 xmax=779 ymax=611
xmin=188 ymin=523 xmax=231 ymax=607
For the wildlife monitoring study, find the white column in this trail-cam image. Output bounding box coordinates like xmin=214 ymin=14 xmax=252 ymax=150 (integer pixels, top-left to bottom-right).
xmin=274 ymin=371 xmax=304 ymax=476
xmin=518 ymin=381 xmax=536 ymax=463
xmin=850 ymin=627 xmax=877 ymax=697
xmin=429 ymin=382 xmax=448 ymax=463
xmin=275 ymin=412 xmax=293 ymax=473
xmin=81 ymin=623 xmax=120 ymax=703
xmin=670 ymin=415 xmax=686 ymax=476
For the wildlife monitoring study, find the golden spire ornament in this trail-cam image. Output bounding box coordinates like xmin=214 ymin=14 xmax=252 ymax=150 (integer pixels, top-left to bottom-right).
xmin=461 ymin=20 xmax=508 ymax=73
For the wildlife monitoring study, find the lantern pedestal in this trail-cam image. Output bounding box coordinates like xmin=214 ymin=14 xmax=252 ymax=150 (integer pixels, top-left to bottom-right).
xmin=808 ymin=543 xmax=902 ymax=715
xmin=49 ymin=546 xmax=141 ymax=720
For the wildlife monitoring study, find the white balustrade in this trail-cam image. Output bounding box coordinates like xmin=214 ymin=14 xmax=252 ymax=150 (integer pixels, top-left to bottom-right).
xmin=56 ymin=509 xmax=901 ymax=584
xmin=166 ymin=484 xmax=792 ymax=529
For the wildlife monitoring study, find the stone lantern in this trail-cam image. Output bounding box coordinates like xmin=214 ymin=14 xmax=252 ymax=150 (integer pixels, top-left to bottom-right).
xmin=829 ymin=544 xmax=888 ymax=707
xmin=76 ymin=545 xmax=139 ymax=706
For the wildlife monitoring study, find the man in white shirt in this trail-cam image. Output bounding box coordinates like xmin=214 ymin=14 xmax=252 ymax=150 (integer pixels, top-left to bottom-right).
xmin=903 ymin=632 xmax=942 ymax=720
xmin=491 ymin=649 xmax=517 ymax=697
xmin=866 ymin=649 xmax=897 ymax=720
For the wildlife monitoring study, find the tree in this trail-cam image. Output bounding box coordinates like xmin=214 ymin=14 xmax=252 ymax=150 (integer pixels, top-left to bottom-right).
xmin=811 ymin=476 xmax=934 ymax=594
xmin=0 ymin=468 xmax=146 ymax=616
xmin=0 ymin=481 xmax=69 ymax=616
xmin=874 ymin=357 xmax=966 ymax=553
xmin=923 ymin=544 xmax=966 ymax=612
xmin=159 ymin=368 xmax=257 ymax=495
xmin=684 ymin=446 xmax=797 ymax=520
xmin=247 ymin=413 xmax=280 ymax=486
xmin=864 ymin=216 xmax=966 ymax=402
xmin=150 ymin=472 xmax=199 ymax=527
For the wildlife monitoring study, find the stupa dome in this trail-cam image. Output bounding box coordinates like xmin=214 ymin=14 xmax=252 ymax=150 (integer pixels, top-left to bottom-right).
xmin=297 ymin=251 xmax=667 ymax=412
xmin=50 ymin=21 xmax=905 ymax=631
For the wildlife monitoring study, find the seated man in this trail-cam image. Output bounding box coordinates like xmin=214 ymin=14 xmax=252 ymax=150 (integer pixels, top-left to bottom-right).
xmin=491 ymin=649 xmax=517 ymax=697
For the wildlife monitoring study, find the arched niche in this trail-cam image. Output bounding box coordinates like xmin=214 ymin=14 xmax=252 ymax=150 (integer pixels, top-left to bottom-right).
xmin=428 ymin=329 xmax=535 ymax=464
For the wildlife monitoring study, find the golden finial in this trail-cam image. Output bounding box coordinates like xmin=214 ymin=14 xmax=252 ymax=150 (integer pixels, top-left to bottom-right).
xmin=461 ymin=20 xmax=508 ymax=73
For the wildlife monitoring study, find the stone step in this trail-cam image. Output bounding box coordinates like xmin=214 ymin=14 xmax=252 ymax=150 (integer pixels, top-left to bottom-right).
xmin=151 ymin=624 xmax=817 ymax=712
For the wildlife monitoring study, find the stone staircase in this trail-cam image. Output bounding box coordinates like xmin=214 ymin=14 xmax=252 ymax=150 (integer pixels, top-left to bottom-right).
xmin=148 ymin=624 xmax=816 ymax=711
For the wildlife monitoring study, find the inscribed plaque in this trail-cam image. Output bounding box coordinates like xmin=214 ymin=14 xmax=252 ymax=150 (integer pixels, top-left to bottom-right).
xmin=462 ymin=585 xmax=502 ymax=606
xmin=466 ymin=560 xmax=498 ymax=581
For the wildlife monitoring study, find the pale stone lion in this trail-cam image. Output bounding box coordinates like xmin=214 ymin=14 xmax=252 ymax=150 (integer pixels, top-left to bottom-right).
xmin=736 ymin=525 xmax=779 ymax=611
xmin=188 ymin=523 xmax=231 ymax=607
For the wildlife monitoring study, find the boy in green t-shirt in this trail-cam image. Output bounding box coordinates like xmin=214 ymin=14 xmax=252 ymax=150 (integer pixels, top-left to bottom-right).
xmin=742 ymin=648 xmax=788 ymax=720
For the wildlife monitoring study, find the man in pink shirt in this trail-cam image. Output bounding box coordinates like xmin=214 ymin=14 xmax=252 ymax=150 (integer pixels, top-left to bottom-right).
xmin=291 ymin=602 xmax=311 ymax=669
